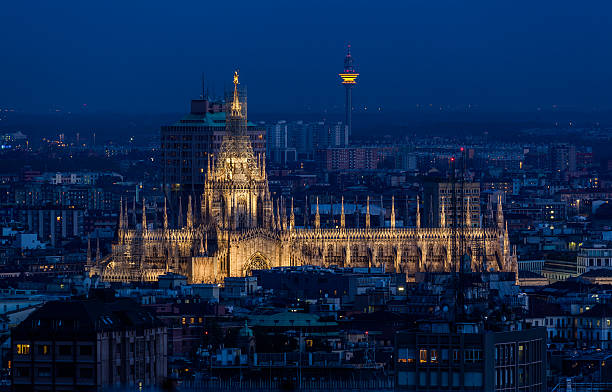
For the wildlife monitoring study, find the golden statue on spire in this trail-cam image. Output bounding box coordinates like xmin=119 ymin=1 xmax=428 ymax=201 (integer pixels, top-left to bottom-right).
xmin=231 ymin=70 xmax=242 ymax=116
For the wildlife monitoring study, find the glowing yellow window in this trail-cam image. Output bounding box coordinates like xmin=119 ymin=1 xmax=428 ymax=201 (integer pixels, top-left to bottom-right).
xmin=419 ymin=349 xmax=428 ymax=363
xmin=16 ymin=344 xmax=30 ymax=355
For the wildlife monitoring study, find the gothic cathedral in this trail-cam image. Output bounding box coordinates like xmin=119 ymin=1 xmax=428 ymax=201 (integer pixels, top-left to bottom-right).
xmin=89 ymin=72 xmax=517 ymax=283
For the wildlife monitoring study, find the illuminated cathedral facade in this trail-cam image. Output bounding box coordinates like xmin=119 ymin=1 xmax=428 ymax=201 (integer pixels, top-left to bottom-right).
xmin=89 ymin=72 xmax=517 ymax=284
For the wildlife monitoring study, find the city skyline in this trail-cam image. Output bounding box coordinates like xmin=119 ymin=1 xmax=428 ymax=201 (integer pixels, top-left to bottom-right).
xmin=4 ymin=3 xmax=612 ymax=391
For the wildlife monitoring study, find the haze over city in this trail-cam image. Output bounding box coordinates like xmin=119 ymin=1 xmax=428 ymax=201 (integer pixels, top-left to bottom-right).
xmin=2 ymin=0 xmax=612 ymax=114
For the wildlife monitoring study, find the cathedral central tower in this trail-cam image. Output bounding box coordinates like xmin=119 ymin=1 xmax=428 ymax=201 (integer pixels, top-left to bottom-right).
xmin=202 ymin=71 xmax=273 ymax=231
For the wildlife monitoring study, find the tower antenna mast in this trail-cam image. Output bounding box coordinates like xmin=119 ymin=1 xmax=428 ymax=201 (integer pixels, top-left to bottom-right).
xmin=339 ymin=43 xmax=359 ymax=139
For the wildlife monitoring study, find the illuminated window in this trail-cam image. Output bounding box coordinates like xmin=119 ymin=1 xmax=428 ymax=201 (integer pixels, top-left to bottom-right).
xmin=398 ymin=348 xmax=415 ymax=363
xmin=16 ymin=344 xmax=30 ymax=355
xmin=431 ymin=349 xmax=438 ymax=363
xmin=419 ymin=349 xmax=428 ymax=363
xmin=37 ymin=345 xmax=49 ymax=355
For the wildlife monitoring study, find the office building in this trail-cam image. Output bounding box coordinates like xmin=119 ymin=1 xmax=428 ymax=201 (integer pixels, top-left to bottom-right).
xmin=423 ymin=181 xmax=481 ymax=228
xmin=396 ymin=321 xmax=546 ymax=391
xmin=161 ymin=89 xmax=266 ymax=197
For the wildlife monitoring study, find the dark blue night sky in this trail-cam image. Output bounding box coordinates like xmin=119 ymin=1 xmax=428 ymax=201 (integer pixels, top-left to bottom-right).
xmin=2 ymin=0 xmax=611 ymax=114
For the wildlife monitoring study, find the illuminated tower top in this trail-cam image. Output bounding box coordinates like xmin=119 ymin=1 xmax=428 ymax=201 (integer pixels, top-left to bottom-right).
xmin=339 ymin=44 xmax=359 ymax=85
xmin=230 ymin=70 xmax=242 ymax=117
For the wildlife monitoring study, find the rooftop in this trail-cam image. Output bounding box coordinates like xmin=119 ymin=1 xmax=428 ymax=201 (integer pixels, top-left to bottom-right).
xmin=168 ymin=111 xmax=258 ymax=128
xmin=13 ymin=297 xmax=163 ymax=340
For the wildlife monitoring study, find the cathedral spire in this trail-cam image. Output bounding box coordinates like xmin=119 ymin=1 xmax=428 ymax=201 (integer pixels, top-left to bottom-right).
xmin=497 ymin=194 xmax=504 ymax=231
xmin=391 ymin=195 xmax=396 ymax=229
xmin=466 ymin=196 xmax=471 ymax=228
xmin=124 ymin=198 xmax=128 ymax=229
xmin=416 ymin=195 xmax=421 ymax=229
xmin=315 ymin=197 xmax=321 ymax=230
xmin=366 ymin=196 xmax=371 ymax=229
xmin=262 ymin=152 xmax=266 ymax=178
xmin=440 ymin=199 xmax=446 ymax=228
xmin=231 ymin=70 xmax=242 ymax=117
xmin=281 ymin=197 xmax=287 ymax=231
xmin=187 ymin=195 xmax=193 ymax=229
xmin=503 ymin=221 xmax=510 ymax=258
xmin=163 ymin=197 xmax=168 ymax=230
xmin=119 ymin=198 xmax=124 ymax=231
xmin=340 ymin=196 xmax=346 ymax=229
xmin=207 ymin=153 xmax=211 ymax=178
xmin=141 ymin=198 xmax=147 ymax=232
xmin=289 ymin=197 xmax=295 ymax=231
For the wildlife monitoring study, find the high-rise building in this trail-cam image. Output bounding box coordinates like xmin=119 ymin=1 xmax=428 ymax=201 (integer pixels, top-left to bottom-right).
xmin=338 ymin=44 xmax=358 ymax=140
xmin=423 ymin=181 xmax=481 ymax=228
xmin=395 ymin=321 xmax=546 ymax=391
xmin=161 ymin=87 xmax=266 ymax=198
xmin=549 ymin=143 xmax=576 ymax=176
xmin=265 ymin=120 xmax=296 ymax=164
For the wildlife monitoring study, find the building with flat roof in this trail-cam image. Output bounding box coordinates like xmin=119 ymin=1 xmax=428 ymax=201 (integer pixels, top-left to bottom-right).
xmin=395 ymin=321 xmax=546 ymax=391
xmin=423 ymin=181 xmax=481 ymax=228
xmin=577 ymin=242 xmax=612 ymax=275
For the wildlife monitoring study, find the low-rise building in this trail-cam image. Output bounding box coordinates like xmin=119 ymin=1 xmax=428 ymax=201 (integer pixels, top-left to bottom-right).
xmin=577 ymin=242 xmax=612 ymax=275
xmin=11 ymin=294 xmax=167 ymax=391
